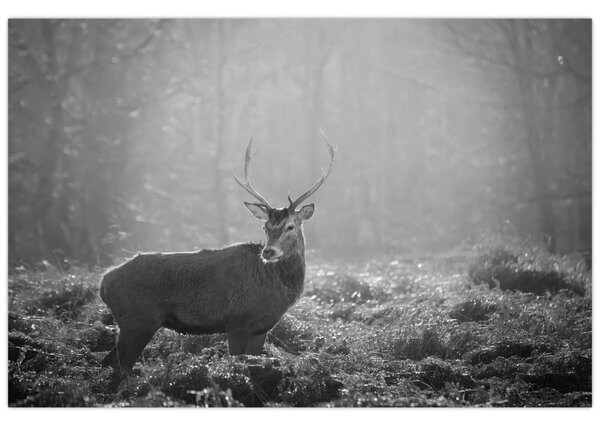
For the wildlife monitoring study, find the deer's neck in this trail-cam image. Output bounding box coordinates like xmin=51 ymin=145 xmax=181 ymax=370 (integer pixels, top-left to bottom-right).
xmin=276 ymin=251 xmax=305 ymax=285
xmin=258 ymin=238 xmax=306 ymax=304
xmin=273 ymin=252 xmax=305 ymax=305
xmin=286 ymin=231 xmax=306 ymax=288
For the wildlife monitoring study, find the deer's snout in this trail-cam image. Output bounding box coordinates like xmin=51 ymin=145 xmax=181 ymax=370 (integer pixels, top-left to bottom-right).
xmin=262 ymin=246 xmax=283 ymax=263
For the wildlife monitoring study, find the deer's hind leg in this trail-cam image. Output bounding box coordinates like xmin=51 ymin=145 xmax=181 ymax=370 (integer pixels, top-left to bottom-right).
xmin=104 ymin=327 xmax=158 ymax=373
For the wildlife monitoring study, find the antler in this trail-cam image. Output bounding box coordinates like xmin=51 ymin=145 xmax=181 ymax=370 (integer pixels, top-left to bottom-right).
xmin=288 ymin=129 xmax=337 ymax=211
xmin=232 ymin=138 xmax=273 ymax=210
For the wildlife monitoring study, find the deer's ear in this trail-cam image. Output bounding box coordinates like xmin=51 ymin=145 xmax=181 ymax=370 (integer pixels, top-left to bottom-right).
xmin=298 ymin=204 xmax=315 ymax=221
xmin=244 ymin=202 xmax=269 ymax=220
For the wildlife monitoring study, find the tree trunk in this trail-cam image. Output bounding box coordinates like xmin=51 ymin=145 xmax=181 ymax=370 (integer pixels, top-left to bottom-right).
xmin=214 ymin=20 xmax=229 ymax=245
xmin=515 ymin=20 xmax=557 ymax=253
xmin=35 ymin=20 xmax=71 ymax=261
xmin=302 ymin=27 xmax=334 ymax=246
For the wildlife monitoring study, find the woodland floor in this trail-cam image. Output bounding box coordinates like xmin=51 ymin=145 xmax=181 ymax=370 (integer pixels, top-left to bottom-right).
xmin=8 ymin=238 xmax=592 ymax=407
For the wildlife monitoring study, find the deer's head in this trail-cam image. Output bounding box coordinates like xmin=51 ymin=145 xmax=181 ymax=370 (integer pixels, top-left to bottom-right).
xmin=233 ymin=131 xmax=336 ymax=263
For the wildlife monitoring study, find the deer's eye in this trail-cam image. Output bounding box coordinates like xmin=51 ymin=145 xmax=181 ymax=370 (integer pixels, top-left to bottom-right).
xmin=286 ymin=225 xmax=295 ymax=232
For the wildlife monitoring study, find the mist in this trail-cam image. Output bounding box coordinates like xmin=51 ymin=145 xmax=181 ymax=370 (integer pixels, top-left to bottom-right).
xmin=8 ymin=19 xmax=591 ymax=266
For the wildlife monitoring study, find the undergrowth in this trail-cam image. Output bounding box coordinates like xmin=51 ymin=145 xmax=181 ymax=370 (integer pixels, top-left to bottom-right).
xmin=8 ymin=238 xmax=592 ymax=407
xmin=468 ymin=238 xmax=589 ymax=296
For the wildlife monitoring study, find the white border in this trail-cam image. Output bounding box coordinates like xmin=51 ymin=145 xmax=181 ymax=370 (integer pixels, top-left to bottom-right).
xmin=2 ymin=1 xmax=597 ymax=424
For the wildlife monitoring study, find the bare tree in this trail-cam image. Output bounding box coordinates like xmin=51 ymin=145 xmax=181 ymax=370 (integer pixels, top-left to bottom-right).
xmin=444 ymin=19 xmax=591 ymax=252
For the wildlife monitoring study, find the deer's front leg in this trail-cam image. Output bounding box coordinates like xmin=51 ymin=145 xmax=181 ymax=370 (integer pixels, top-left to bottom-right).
xmin=245 ymin=332 xmax=267 ymax=355
xmin=227 ymin=332 xmax=248 ymax=355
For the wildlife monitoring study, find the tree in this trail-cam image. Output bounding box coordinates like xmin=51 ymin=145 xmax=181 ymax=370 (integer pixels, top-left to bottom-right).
xmin=444 ymin=19 xmax=591 ymax=253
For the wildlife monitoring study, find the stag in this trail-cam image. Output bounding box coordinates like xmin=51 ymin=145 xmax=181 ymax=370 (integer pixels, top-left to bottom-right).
xmin=100 ymin=132 xmax=336 ymax=373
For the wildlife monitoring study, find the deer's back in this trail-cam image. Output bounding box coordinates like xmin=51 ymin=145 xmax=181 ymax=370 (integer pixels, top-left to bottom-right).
xmin=100 ymin=243 xmax=303 ymax=333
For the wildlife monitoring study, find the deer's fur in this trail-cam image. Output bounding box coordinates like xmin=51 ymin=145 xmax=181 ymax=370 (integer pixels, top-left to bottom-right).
xmin=101 ymin=240 xmax=305 ymax=371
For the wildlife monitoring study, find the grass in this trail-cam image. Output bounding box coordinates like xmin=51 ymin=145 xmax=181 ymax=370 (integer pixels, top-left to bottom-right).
xmin=7 ymin=238 xmax=592 ymax=407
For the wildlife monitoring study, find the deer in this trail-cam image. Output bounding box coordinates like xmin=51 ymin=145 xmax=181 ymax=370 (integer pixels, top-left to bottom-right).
xmin=100 ymin=132 xmax=336 ymax=374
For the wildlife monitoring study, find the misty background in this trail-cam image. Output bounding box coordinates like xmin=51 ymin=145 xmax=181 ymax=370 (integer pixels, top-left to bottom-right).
xmin=8 ymin=19 xmax=591 ymax=267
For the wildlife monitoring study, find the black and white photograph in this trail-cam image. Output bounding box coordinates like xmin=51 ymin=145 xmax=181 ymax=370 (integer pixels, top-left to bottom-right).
xmin=5 ymin=8 xmax=594 ymax=413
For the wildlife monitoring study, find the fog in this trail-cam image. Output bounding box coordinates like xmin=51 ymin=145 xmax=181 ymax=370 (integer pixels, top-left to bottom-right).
xmin=8 ymin=19 xmax=591 ymax=266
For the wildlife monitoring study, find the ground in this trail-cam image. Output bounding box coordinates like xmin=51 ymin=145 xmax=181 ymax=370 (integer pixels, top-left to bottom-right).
xmin=8 ymin=238 xmax=592 ymax=407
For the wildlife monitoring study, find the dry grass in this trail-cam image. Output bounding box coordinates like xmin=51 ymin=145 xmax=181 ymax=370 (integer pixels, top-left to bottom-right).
xmin=8 ymin=239 xmax=592 ymax=407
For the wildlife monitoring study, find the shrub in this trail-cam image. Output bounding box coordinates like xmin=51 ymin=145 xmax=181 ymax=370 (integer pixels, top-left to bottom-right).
xmin=80 ymin=321 xmax=117 ymax=352
xmin=14 ymin=386 xmax=92 ymax=407
xmin=269 ymin=315 xmax=316 ymax=353
xmin=150 ymin=355 xmax=212 ymax=403
xmin=26 ymin=281 xmax=96 ymax=319
xmin=524 ymin=351 xmax=592 ymax=393
xmin=279 ymin=356 xmax=343 ymax=406
xmin=188 ymin=385 xmax=243 ymax=407
xmin=328 ymin=303 xmax=356 ymax=322
xmin=413 ymin=357 xmax=475 ymax=390
xmin=207 ymin=359 xmax=256 ymax=406
xmin=445 ymin=329 xmax=484 ymax=359
xmin=113 ymin=390 xmax=186 ymax=407
xmin=9 ymin=332 xmax=55 ymax=368
xmin=391 ymin=329 xmax=445 ymax=360
xmin=305 ymin=274 xmax=377 ymax=304
xmin=464 ymin=339 xmax=551 ymax=365
xmin=449 ymin=299 xmax=497 ymax=322
xmin=468 ymin=244 xmax=588 ymax=296
xmin=471 ymin=357 xmax=522 ymax=380
xmin=8 ymin=312 xmax=33 ymax=334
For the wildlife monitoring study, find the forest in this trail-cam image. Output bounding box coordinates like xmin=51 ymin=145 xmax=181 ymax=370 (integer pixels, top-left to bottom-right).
xmin=8 ymin=19 xmax=591 ymax=265
xmin=7 ymin=19 xmax=592 ymax=408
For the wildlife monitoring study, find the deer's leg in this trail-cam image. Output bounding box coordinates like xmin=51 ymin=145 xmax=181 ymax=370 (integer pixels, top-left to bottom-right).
xmin=245 ymin=332 xmax=267 ymax=355
xmin=112 ymin=328 xmax=157 ymax=372
xmin=227 ymin=332 xmax=248 ymax=355
xmin=102 ymin=347 xmax=119 ymax=368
